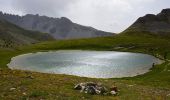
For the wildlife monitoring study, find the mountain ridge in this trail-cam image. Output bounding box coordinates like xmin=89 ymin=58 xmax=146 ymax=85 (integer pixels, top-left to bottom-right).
xmin=123 ymin=8 xmax=170 ymax=35
xmin=0 ymin=12 xmax=114 ymax=39
xmin=0 ymin=19 xmax=54 ymax=48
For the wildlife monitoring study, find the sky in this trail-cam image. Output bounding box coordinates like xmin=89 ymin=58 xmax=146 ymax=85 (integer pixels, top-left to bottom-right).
xmin=0 ymin=0 xmax=169 ymax=33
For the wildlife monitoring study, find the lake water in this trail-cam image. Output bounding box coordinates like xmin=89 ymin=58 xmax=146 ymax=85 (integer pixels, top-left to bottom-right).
xmin=7 ymin=50 xmax=161 ymax=78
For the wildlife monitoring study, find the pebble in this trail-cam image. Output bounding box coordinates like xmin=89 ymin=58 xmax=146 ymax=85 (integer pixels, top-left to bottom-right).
xmin=128 ymin=85 xmax=134 ymax=87
xmin=23 ymin=92 xmax=27 ymax=96
xmin=167 ymin=93 xmax=170 ymax=97
xmin=26 ymin=75 xmax=34 ymax=79
xmin=10 ymin=88 xmax=16 ymax=91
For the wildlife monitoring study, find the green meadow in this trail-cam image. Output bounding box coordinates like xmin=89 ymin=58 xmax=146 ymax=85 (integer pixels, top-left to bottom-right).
xmin=0 ymin=34 xmax=170 ymax=100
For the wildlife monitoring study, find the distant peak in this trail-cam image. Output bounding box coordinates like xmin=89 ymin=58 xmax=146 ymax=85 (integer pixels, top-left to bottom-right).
xmin=160 ymin=8 xmax=170 ymax=14
xmin=123 ymin=8 xmax=170 ymax=34
xmin=60 ymin=17 xmax=72 ymax=23
xmin=145 ymin=14 xmax=156 ymax=17
xmin=25 ymin=14 xmax=39 ymax=17
xmin=60 ymin=17 xmax=70 ymax=20
xmin=136 ymin=14 xmax=157 ymax=23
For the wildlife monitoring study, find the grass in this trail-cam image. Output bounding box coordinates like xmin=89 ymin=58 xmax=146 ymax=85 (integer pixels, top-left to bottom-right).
xmin=0 ymin=19 xmax=54 ymax=48
xmin=0 ymin=34 xmax=170 ymax=100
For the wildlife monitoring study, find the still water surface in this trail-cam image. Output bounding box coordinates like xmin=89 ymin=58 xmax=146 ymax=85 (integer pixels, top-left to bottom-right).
xmin=8 ymin=50 xmax=161 ymax=78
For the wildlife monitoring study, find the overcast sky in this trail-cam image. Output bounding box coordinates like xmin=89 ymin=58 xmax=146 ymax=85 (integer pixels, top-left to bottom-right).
xmin=0 ymin=0 xmax=169 ymax=33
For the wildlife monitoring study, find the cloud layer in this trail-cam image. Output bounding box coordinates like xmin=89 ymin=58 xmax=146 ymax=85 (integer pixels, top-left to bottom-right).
xmin=0 ymin=0 xmax=169 ymax=33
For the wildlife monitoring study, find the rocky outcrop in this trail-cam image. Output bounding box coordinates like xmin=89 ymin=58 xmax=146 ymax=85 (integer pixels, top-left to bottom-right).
xmin=74 ymin=82 xmax=118 ymax=96
xmin=124 ymin=8 xmax=170 ymax=35
xmin=0 ymin=12 xmax=114 ymax=39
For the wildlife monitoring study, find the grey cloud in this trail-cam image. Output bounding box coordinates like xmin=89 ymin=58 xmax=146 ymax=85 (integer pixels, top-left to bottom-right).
xmin=1 ymin=0 xmax=170 ymax=33
xmin=12 ymin=0 xmax=76 ymax=17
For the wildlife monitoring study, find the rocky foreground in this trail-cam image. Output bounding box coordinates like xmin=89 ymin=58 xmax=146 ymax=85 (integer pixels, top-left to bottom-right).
xmin=74 ymin=82 xmax=119 ymax=96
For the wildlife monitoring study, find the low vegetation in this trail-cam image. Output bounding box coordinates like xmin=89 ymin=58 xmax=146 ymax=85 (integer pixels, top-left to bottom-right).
xmin=0 ymin=34 xmax=170 ymax=100
xmin=0 ymin=19 xmax=54 ymax=48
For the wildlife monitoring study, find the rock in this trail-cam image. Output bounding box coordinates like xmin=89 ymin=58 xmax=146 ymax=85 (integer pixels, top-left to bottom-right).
xmin=95 ymin=89 xmax=101 ymax=94
xmin=97 ymin=86 xmax=108 ymax=94
xmin=22 ymin=92 xmax=27 ymax=96
xmin=26 ymin=75 xmax=34 ymax=79
xmin=74 ymin=82 xmax=118 ymax=96
xmin=167 ymin=93 xmax=170 ymax=97
xmin=80 ymin=86 xmax=86 ymax=93
xmin=110 ymin=86 xmax=118 ymax=92
xmin=128 ymin=85 xmax=134 ymax=87
xmin=85 ymin=86 xmax=96 ymax=95
xmin=10 ymin=88 xmax=16 ymax=91
xmin=86 ymin=82 xmax=97 ymax=87
xmin=110 ymin=90 xmax=117 ymax=95
xmin=74 ymin=84 xmax=82 ymax=90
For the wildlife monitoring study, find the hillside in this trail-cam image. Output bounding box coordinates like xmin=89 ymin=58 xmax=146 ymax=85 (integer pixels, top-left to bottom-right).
xmin=0 ymin=34 xmax=170 ymax=99
xmin=1 ymin=6 xmax=170 ymax=99
xmin=123 ymin=8 xmax=170 ymax=36
xmin=0 ymin=19 xmax=54 ymax=48
xmin=0 ymin=12 xmax=114 ymax=39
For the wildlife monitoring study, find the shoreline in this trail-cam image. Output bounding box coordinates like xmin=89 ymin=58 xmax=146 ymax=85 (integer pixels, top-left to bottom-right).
xmin=7 ymin=50 xmax=164 ymax=79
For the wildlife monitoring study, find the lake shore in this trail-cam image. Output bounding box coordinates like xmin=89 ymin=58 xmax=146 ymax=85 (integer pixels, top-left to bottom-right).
xmin=7 ymin=50 xmax=162 ymax=78
xmin=0 ymin=35 xmax=170 ymax=99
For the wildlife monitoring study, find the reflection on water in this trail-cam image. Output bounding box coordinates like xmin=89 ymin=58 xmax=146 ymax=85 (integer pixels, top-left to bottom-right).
xmin=8 ymin=50 xmax=161 ymax=78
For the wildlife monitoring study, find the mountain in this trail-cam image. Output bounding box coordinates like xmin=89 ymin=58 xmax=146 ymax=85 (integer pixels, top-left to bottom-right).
xmin=0 ymin=12 xmax=114 ymax=39
xmin=0 ymin=19 xmax=54 ymax=48
xmin=123 ymin=8 xmax=170 ymax=35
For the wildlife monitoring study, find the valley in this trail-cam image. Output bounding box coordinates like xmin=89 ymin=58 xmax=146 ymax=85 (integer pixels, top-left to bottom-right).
xmin=0 ymin=8 xmax=170 ymax=100
xmin=0 ymin=34 xmax=170 ymax=99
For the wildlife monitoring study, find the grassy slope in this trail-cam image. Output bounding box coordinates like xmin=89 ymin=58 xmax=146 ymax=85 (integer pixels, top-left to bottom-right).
xmin=0 ymin=34 xmax=170 ymax=100
xmin=0 ymin=19 xmax=54 ymax=48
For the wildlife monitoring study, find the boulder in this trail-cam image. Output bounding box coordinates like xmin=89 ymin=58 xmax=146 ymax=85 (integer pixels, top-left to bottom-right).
xmin=74 ymin=82 xmax=118 ymax=96
xmin=85 ymin=86 xmax=96 ymax=95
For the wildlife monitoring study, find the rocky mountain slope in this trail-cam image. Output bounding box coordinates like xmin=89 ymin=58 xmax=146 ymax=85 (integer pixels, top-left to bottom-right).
xmin=124 ymin=8 xmax=170 ymax=35
xmin=0 ymin=12 xmax=114 ymax=39
xmin=0 ymin=19 xmax=54 ymax=48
